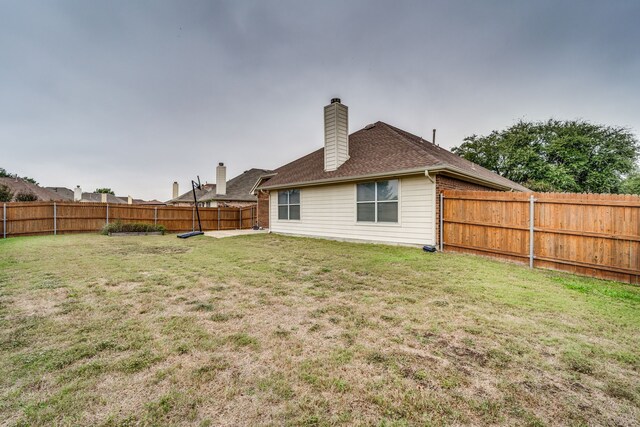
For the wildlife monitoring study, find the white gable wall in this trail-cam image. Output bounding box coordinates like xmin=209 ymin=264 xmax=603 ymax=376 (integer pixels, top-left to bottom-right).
xmin=269 ymin=175 xmax=435 ymax=246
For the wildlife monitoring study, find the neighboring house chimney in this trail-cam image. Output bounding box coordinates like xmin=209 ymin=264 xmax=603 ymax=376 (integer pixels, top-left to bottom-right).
xmin=324 ymin=98 xmax=349 ymax=172
xmin=127 ymin=195 xmax=132 ymax=205
xmin=74 ymin=186 xmax=82 ymax=202
xmin=172 ymin=181 xmax=179 ymax=199
xmin=216 ymin=162 xmax=226 ymax=195
xmin=101 ymin=193 xmax=107 ymax=203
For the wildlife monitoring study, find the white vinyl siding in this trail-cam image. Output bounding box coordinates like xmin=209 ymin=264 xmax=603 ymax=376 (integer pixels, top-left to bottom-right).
xmin=270 ymin=175 xmax=435 ymax=246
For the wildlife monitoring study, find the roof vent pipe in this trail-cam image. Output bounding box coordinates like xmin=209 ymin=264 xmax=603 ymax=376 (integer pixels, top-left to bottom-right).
xmin=432 ymin=129 xmax=436 ymax=146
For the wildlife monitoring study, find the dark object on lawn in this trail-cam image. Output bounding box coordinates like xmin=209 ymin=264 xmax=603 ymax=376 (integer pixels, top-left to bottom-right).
xmin=252 ymin=225 xmax=259 ymax=230
xmin=177 ymin=176 xmax=205 ymax=239
xmin=423 ymin=245 xmax=437 ymax=252
xmin=177 ymin=231 xmax=204 ymax=238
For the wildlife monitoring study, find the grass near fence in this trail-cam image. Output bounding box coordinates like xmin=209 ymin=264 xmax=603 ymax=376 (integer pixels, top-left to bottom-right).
xmin=0 ymin=234 xmax=639 ymax=425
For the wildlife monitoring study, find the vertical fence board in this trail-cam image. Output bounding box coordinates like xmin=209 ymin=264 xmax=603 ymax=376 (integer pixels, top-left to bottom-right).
xmin=0 ymin=202 xmax=254 ymax=237
xmin=442 ymin=190 xmax=640 ymax=284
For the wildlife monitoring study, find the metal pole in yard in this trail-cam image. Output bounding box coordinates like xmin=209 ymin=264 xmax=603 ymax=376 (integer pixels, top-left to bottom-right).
xmin=154 ymin=207 xmax=157 ymax=225
xmin=439 ymin=192 xmax=444 ymax=252
xmin=529 ymin=195 xmax=535 ymax=269
xmin=3 ymin=203 xmax=6 ymax=239
xmin=53 ymin=202 xmax=57 ymax=236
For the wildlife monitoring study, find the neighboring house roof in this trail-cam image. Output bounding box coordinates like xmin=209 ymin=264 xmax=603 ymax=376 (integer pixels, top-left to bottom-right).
xmin=80 ymin=193 xmax=127 ymax=204
xmin=0 ymin=178 xmax=67 ymax=201
xmin=169 ymin=183 xmax=216 ymax=204
xmin=259 ymin=121 xmax=528 ymax=192
xmin=115 ymin=196 xmax=167 ymax=205
xmin=201 ymin=168 xmax=274 ymax=202
xmin=46 ymin=187 xmax=74 ymax=201
xmin=169 ymin=169 xmax=274 ymax=204
xmin=136 ymin=199 xmax=167 ymax=206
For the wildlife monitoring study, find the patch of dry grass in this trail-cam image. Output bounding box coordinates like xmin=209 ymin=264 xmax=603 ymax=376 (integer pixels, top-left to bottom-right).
xmin=0 ymin=233 xmax=639 ymax=426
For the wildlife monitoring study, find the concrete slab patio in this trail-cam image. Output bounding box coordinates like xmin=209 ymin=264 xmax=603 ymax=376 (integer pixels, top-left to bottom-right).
xmin=204 ymin=229 xmax=269 ymax=239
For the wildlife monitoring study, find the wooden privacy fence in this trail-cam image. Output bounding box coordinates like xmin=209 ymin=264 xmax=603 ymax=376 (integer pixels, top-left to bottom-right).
xmin=440 ymin=190 xmax=640 ymax=284
xmin=1 ymin=202 xmax=257 ymax=237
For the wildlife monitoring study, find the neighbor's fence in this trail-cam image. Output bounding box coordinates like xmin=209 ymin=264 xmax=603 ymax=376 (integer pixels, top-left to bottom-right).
xmin=1 ymin=202 xmax=257 ymax=237
xmin=440 ymin=190 xmax=640 ymax=284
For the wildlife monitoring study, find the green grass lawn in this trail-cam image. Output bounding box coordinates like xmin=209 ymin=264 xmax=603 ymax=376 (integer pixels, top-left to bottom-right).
xmin=0 ymin=234 xmax=639 ymax=426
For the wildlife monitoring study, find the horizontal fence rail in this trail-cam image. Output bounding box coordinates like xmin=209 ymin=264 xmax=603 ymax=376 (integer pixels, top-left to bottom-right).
xmin=441 ymin=190 xmax=640 ymax=284
xmin=0 ymin=202 xmax=257 ymax=237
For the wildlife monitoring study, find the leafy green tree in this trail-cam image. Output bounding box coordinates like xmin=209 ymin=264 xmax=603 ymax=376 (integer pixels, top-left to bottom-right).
xmin=22 ymin=177 xmax=38 ymax=185
xmin=0 ymin=168 xmax=10 ymax=178
xmin=95 ymin=188 xmax=115 ymax=195
xmin=620 ymin=168 xmax=640 ymax=195
xmin=0 ymin=184 xmax=13 ymax=202
xmin=14 ymin=192 xmax=38 ymax=202
xmin=452 ymin=120 xmax=640 ymax=193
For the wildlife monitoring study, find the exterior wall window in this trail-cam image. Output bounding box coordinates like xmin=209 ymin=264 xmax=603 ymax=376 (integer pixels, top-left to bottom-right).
xmin=278 ymin=189 xmax=300 ymax=220
xmin=356 ymin=180 xmax=398 ymax=223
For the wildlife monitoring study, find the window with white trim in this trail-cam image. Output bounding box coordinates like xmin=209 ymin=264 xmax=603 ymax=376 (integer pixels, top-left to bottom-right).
xmin=278 ymin=189 xmax=300 ymax=220
xmin=356 ymin=180 xmax=398 ymax=223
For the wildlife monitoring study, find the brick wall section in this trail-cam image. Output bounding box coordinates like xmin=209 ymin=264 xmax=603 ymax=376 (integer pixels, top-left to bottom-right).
xmin=435 ymin=174 xmax=497 ymax=246
xmin=256 ymin=190 xmax=270 ymax=229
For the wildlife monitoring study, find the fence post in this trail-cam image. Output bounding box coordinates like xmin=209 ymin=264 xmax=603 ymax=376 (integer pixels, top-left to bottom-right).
xmin=3 ymin=203 xmax=6 ymax=239
xmin=238 ymin=208 xmax=241 ymax=229
xmin=192 ymin=207 xmax=195 ymax=232
xmin=529 ymin=194 xmax=535 ymax=269
xmin=53 ymin=202 xmax=57 ymax=236
xmin=106 ymin=204 xmax=109 ymax=225
xmin=154 ymin=207 xmax=157 ymax=225
xmin=439 ymin=192 xmax=444 ymax=252
xmin=217 ymin=207 xmax=220 ymax=230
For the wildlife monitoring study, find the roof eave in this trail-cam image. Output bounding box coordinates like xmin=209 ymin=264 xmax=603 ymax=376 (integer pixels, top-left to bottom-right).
xmin=427 ymin=165 xmax=527 ymax=192
xmin=259 ymin=165 xmax=526 ymax=192
xmin=259 ymin=167 xmax=428 ymax=190
xmin=250 ymin=173 xmax=278 ymax=195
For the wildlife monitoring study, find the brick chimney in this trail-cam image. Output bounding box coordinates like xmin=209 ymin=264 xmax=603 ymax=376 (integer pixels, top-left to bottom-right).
xmin=74 ymin=186 xmax=82 ymax=202
xmin=127 ymin=195 xmax=132 ymax=205
xmin=216 ymin=162 xmax=226 ymax=195
xmin=101 ymin=193 xmax=107 ymax=203
xmin=324 ymin=98 xmax=349 ymax=172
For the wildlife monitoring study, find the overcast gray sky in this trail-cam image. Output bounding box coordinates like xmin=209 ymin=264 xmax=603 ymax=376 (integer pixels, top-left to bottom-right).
xmin=1 ymin=0 xmax=639 ymax=200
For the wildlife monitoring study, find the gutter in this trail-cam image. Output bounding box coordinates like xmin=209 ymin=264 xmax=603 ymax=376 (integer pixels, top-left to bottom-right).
xmin=426 ymin=165 xmax=526 ymax=191
xmin=250 ymin=172 xmax=277 ymax=195
xmin=260 ymin=167 xmax=428 ymax=190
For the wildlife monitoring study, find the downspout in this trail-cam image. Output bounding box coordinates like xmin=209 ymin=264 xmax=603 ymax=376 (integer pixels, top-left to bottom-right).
xmin=424 ymin=170 xmax=435 ymax=183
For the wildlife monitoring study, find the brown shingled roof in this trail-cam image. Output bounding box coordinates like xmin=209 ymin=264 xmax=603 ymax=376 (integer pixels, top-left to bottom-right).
xmin=168 ymin=169 xmax=273 ymax=204
xmin=260 ymin=121 xmax=528 ymax=191
xmin=0 ymin=178 xmax=68 ymax=201
xmin=201 ymin=168 xmax=273 ymax=202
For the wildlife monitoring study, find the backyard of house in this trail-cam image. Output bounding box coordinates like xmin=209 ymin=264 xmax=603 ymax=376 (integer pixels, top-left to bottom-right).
xmin=0 ymin=233 xmax=639 ymax=426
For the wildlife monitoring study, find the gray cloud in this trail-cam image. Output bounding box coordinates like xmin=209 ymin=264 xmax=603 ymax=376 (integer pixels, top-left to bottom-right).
xmin=1 ymin=0 xmax=639 ymax=199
